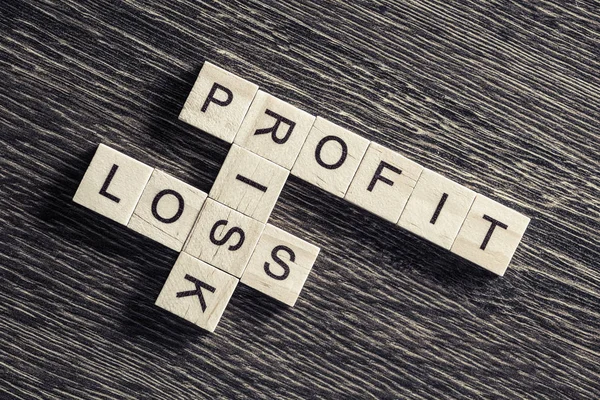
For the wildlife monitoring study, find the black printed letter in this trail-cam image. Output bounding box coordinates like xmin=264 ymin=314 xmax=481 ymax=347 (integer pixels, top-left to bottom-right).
xmin=151 ymin=189 xmax=184 ymax=224
xmin=99 ymin=164 xmax=121 ymax=203
xmin=264 ymin=245 xmax=295 ymax=281
xmin=201 ymin=83 xmax=233 ymax=113
xmin=235 ymin=174 xmax=268 ymax=192
xmin=209 ymin=220 xmax=245 ymax=251
xmin=176 ymin=274 xmax=216 ymax=312
xmin=430 ymin=193 xmax=449 ymax=225
xmin=315 ymin=136 xmax=348 ymax=170
xmin=480 ymin=215 xmax=508 ymax=250
xmin=367 ymin=161 xmax=403 ymax=192
xmin=254 ymin=109 xmax=296 ymax=144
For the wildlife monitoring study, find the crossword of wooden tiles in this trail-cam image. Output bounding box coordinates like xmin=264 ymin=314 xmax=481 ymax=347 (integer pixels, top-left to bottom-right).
xmin=73 ymin=61 xmax=530 ymax=333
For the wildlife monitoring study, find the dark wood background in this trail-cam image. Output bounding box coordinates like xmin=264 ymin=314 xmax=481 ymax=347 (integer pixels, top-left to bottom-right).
xmin=2 ymin=1 xmax=599 ymax=398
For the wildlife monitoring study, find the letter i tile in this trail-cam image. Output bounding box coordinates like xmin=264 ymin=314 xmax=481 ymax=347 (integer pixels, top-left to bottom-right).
xmin=209 ymin=144 xmax=289 ymax=223
xmin=398 ymin=169 xmax=475 ymax=249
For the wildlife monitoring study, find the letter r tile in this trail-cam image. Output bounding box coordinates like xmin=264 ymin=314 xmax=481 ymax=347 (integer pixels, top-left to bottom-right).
xmin=73 ymin=144 xmax=153 ymax=225
xmin=179 ymin=62 xmax=259 ymax=143
xmin=345 ymin=142 xmax=423 ymax=223
xmin=183 ymin=199 xmax=265 ymax=278
xmin=234 ymin=90 xmax=316 ymax=169
xmin=209 ymin=144 xmax=289 ymax=223
xmin=155 ymin=253 xmax=238 ymax=333
xmin=451 ymin=194 xmax=530 ymax=276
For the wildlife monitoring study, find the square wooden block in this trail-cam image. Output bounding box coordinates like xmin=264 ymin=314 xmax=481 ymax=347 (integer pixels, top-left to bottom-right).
xmin=291 ymin=117 xmax=369 ymax=198
xmin=345 ymin=142 xmax=423 ymax=223
xmin=209 ymin=144 xmax=289 ymax=223
xmin=179 ymin=62 xmax=259 ymax=143
xmin=241 ymin=224 xmax=320 ymax=306
xmin=451 ymin=194 xmax=530 ymax=276
xmin=128 ymin=170 xmax=208 ymax=251
xmin=155 ymin=253 xmax=238 ymax=333
xmin=73 ymin=144 xmax=153 ymax=225
xmin=398 ymin=169 xmax=475 ymax=249
xmin=233 ymin=90 xmax=316 ymax=169
xmin=183 ymin=199 xmax=265 ymax=278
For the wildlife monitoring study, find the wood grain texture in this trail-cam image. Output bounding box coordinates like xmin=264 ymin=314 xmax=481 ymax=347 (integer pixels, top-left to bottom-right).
xmin=1 ymin=0 xmax=599 ymax=399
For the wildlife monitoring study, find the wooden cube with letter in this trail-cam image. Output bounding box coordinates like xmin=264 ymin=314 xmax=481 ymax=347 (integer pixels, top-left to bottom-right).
xmin=241 ymin=224 xmax=320 ymax=307
xmin=155 ymin=253 xmax=238 ymax=332
xmin=73 ymin=144 xmax=153 ymax=225
xmin=183 ymin=198 xmax=265 ymax=278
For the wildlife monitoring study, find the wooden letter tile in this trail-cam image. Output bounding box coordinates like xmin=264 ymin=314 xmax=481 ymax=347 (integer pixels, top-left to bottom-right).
xmin=155 ymin=253 xmax=238 ymax=332
xmin=128 ymin=170 xmax=208 ymax=251
xmin=233 ymin=90 xmax=316 ymax=169
xmin=398 ymin=169 xmax=475 ymax=249
xmin=183 ymin=199 xmax=265 ymax=278
xmin=291 ymin=117 xmax=369 ymax=198
xmin=179 ymin=62 xmax=259 ymax=143
xmin=345 ymin=142 xmax=423 ymax=223
xmin=73 ymin=144 xmax=153 ymax=225
xmin=209 ymin=144 xmax=289 ymax=223
xmin=451 ymin=194 xmax=530 ymax=276
xmin=241 ymin=224 xmax=320 ymax=307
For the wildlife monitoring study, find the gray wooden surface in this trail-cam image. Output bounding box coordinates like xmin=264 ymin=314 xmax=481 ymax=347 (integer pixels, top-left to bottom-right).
xmin=2 ymin=1 xmax=599 ymax=399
